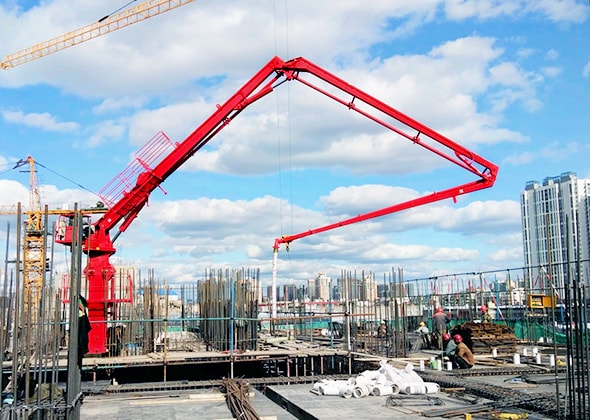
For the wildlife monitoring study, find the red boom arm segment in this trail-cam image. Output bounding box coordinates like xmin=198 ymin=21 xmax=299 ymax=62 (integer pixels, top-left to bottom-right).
xmin=268 ymin=57 xmax=497 ymax=252
xmin=57 ymin=56 xmax=498 ymax=353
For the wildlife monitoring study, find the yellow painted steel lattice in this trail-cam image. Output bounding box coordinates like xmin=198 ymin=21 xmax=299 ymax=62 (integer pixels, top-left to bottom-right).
xmin=1 ymin=0 xmax=196 ymax=69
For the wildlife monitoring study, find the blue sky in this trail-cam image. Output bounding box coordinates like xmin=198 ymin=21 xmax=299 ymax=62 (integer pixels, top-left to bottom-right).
xmin=1 ymin=0 xmax=589 ymax=286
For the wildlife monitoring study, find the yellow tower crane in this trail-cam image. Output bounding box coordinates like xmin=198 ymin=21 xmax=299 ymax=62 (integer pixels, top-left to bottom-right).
xmin=1 ymin=0 xmax=196 ymax=70
xmin=1 ymin=0 xmax=190 ymax=317
xmin=18 ymin=156 xmax=45 ymax=311
xmin=2 ymin=157 xmax=108 ymax=319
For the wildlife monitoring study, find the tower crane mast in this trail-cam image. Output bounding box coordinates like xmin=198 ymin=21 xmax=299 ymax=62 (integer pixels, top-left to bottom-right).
xmin=1 ymin=0 xmax=196 ymax=70
xmin=14 ymin=156 xmax=44 ymax=312
xmin=1 ymin=158 xmax=108 ymax=319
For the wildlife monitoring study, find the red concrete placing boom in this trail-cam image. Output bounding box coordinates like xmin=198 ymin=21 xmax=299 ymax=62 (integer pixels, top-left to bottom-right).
xmin=56 ymin=56 xmax=498 ymax=354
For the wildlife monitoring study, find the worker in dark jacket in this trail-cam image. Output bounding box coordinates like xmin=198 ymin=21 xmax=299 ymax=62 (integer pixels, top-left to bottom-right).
xmin=432 ymin=307 xmax=451 ymax=348
xmin=78 ymin=296 xmax=92 ymax=368
xmin=432 ymin=307 xmax=450 ymax=334
xmin=449 ymin=334 xmax=474 ymax=369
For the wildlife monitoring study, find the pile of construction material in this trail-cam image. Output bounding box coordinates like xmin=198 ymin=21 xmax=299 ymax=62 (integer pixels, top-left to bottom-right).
xmin=221 ymin=378 xmax=260 ymax=420
xmin=451 ymin=321 xmax=517 ymax=355
xmin=311 ymin=360 xmax=440 ymax=398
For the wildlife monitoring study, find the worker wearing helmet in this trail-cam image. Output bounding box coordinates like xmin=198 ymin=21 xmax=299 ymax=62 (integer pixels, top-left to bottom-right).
xmin=415 ymin=321 xmax=429 ymax=335
xmin=378 ymin=320 xmax=387 ymax=338
xmin=480 ymin=305 xmax=493 ymax=323
xmin=449 ymin=334 xmax=474 ymax=369
xmin=432 ymin=307 xmax=451 ymax=348
xmin=441 ymin=332 xmax=456 ymax=358
xmin=414 ymin=321 xmax=431 ymax=349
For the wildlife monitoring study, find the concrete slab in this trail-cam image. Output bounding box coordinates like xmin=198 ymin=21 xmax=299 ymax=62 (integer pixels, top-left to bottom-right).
xmin=79 ymin=368 xmax=561 ymax=419
xmin=80 ymin=388 xmax=299 ymax=420
xmin=266 ymin=383 xmax=470 ymax=419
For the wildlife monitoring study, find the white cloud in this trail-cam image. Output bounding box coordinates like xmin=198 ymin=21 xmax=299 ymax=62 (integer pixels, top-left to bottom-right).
xmin=541 ymin=66 xmax=562 ymax=78
xmin=545 ymin=49 xmax=559 ymax=60
xmin=444 ymin=0 xmax=588 ymax=23
xmin=92 ymin=97 xmax=148 ymax=115
xmin=0 ymin=179 xmax=29 ymax=207
xmin=320 ymin=185 xmax=419 ymax=216
xmin=523 ymin=0 xmax=588 ymax=23
xmin=444 ymin=0 xmax=521 ymax=20
xmin=503 ymin=142 xmax=585 ymax=167
xmin=1 ymin=110 xmax=79 ymax=132
xmin=84 ymin=120 xmax=127 ymax=148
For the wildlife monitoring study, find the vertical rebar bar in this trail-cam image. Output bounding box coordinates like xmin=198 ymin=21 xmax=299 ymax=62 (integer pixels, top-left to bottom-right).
xmin=163 ymin=281 xmax=168 ymax=383
xmin=50 ymin=292 xmax=60 ymax=415
xmin=0 ymin=221 xmax=9 ymax=397
xmin=11 ymin=205 xmax=22 ymax=415
xmin=66 ymin=206 xmax=83 ymax=420
xmin=545 ymin=213 xmax=562 ymax=418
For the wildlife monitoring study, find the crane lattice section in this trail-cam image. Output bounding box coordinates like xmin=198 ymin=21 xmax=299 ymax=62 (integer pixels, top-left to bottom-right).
xmin=99 ymin=131 xmax=176 ymax=206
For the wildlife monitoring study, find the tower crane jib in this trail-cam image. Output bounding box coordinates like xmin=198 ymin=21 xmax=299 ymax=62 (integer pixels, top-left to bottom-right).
xmin=1 ymin=0 xmax=196 ymax=70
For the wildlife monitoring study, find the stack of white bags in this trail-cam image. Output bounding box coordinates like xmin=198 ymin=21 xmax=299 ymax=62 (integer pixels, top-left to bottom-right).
xmin=312 ymin=359 xmax=439 ymax=399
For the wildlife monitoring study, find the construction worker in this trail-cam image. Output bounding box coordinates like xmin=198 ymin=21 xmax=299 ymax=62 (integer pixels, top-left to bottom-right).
xmin=441 ymin=332 xmax=456 ymax=358
xmin=415 ymin=321 xmax=431 ymax=349
xmin=432 ymin=307 xmax=451 ymax=348
xmin=77 ymin=296 xmax=92 ymax=368
xmin=377 ymin=320 xmax=387 ymax=338
xmin=415 ymin=321 xmax=429 ymax=335
xmin=449 ymin=334 xmax=474 ymax=369
xmin=480 ymin=305 xmax=493 ymax=323
xmin=432 ymin=307 xmax=450 ymax=334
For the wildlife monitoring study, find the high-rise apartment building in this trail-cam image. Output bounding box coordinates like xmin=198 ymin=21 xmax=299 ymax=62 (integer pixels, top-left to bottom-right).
xmin=521 ymin=172 xmax=590 ymax=290
xmin=308 ymin=273 xmax=332 ymax=301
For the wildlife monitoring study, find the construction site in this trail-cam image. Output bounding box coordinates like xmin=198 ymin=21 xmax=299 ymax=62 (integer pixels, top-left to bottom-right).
xmin=1 ymin=221 xmax=590 ymax=420
xmin=2 ymin=1 xmax=590 ymax=420
xmin=0 ymin=159 xmax=588 ymax=419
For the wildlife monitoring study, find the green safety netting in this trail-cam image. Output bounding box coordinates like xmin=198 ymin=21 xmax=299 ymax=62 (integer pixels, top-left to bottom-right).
xmin=497 ymin=320 xmax=572 ymax=345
